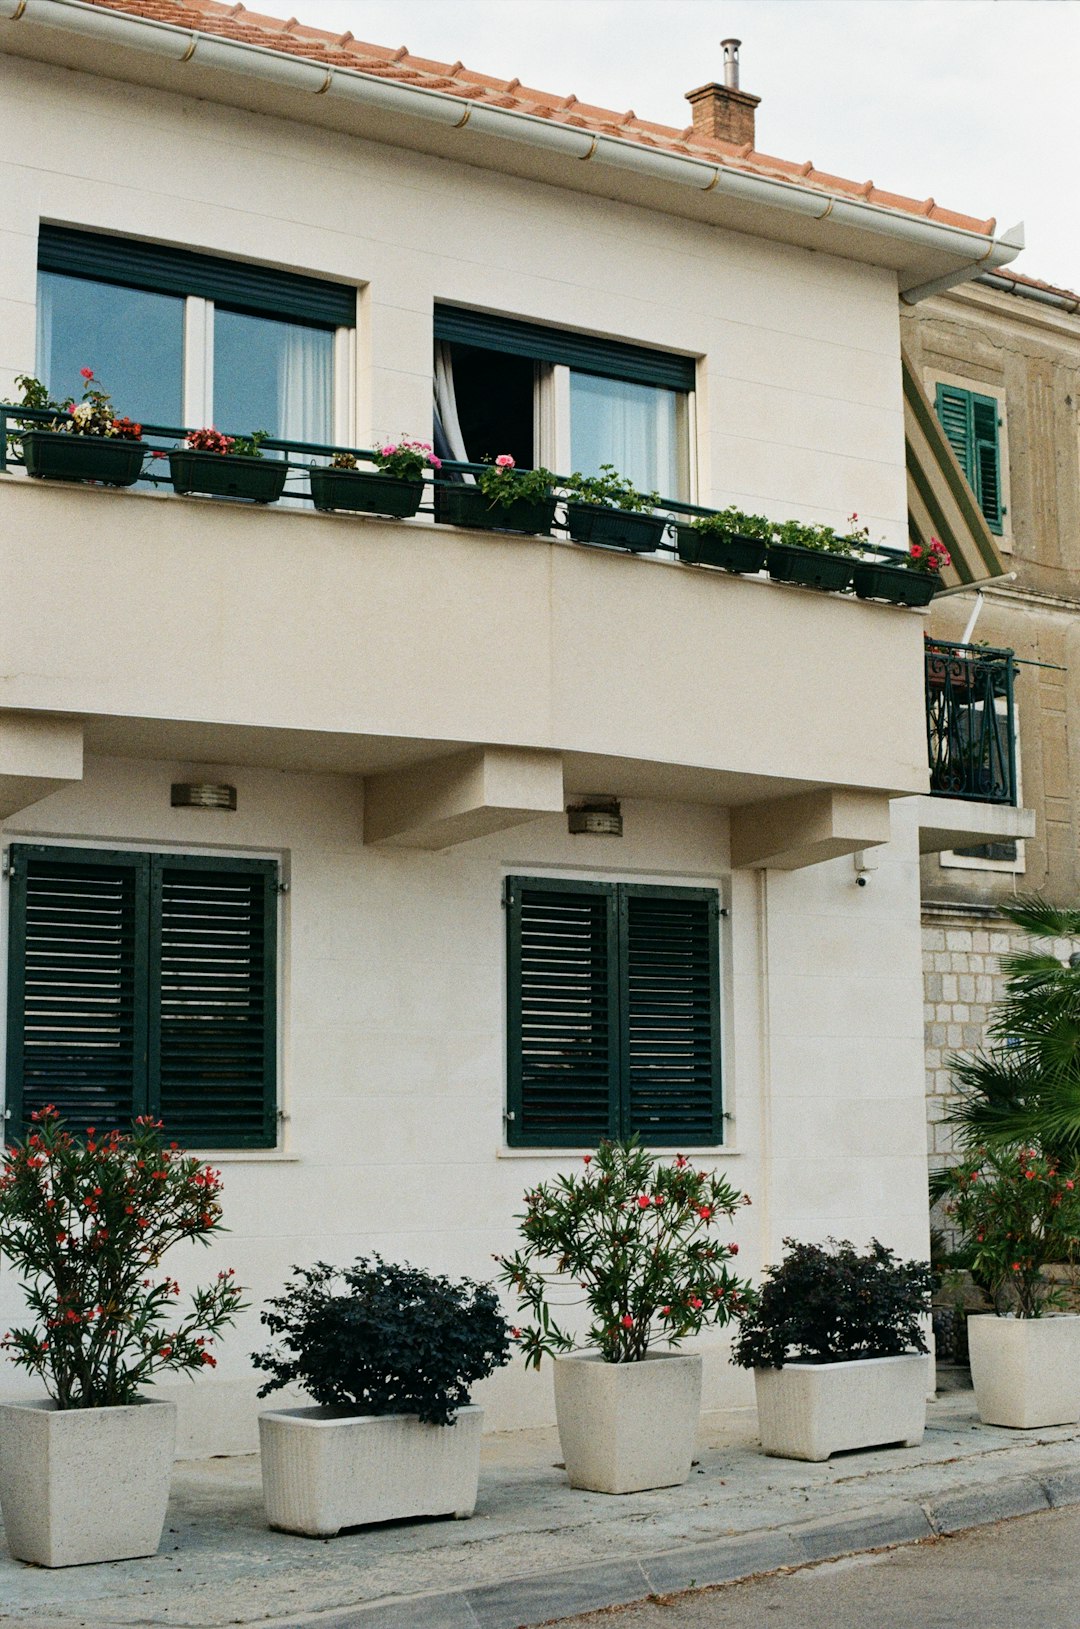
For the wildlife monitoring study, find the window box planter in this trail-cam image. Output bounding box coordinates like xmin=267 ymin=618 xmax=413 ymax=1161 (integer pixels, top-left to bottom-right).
xmin=437 ymin=484 xmax=555 ymax=535
xmin=566 ymin=502 xmax=666 ymax=553
xmin=675 ymin=525 xmax=767 ymax=574
xmin=308 ymin=468 xmax=423 ymax=518
xmin=852 ymin=561 xmax=937 ymax=606
xmin=752 ymin=1353 xmax=928 ymax=1462
xmin=258 ymin=1404 xmax=483 ymax=1536
xmin=20 ymin=430 xmax=145 ymax=487
xmin=0 ymin=1398 xmax=176 ymax=1567
xmin=169 ymin=450 xmax=288 ymax=504
xmin=767 ymin=542 xmax=855 ymax=592
xmin=552 ymin=1351 xmax=702 ymax=1494
xmin=967 ymin=1314 xmax=1080 ymax=1429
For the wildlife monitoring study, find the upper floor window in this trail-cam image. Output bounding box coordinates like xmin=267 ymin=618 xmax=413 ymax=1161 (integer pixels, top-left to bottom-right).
xmin=433 ymin=307 xmax=694 ymax=500
xmin=4 ymin=845 xmax=278 ymax=1149
xmin=504 ymin=877 xmax=722 ymax=1149
xmin=36 ymin=227 xmax=354 ymax=447
xmin=934 ymin=382 xmax=1004 ymax=536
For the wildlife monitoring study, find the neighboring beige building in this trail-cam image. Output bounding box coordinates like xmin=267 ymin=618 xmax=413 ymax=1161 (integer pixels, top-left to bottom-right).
xmin=901 ymin=272 xmax=1080 ymax=1172
xmin=0 ymin=0 xmax=1027 ymax=1450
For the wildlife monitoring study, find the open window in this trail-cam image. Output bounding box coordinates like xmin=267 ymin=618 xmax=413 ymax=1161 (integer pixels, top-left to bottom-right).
xmin=433 ymin=307 xmax=694 ymax=499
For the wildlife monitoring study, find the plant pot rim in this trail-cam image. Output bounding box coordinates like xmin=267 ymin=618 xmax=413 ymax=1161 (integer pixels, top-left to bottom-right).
xmin=757 ymin=1350 xmax=927 ymax=1372
xmin=22 ymin=430 xmax=144 ymax=448
xmin=259 ymin=1402 xmax=483 ymax=1427
xmin=568 ymin=499 xmax=655 ymax=519
xmin=967 ymin=1311 xmax=1080 ymax=1323
xmin=171 ymin=449 xmax=276 ymax=468
xmin=555 ymin=1348 xmax=702 ymax=1367
xmin=0 ymin=1396 xmax=175 ymax=1415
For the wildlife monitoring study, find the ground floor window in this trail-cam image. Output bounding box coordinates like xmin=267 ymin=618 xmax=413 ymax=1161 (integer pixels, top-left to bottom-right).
xmin=504 ymin=877 xmax=722 ymax=1148
xmin=4 ymin=846 xmax=277 ymax=1148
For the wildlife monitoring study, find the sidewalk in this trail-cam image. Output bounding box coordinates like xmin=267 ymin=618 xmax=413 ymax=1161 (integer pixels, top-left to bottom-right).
xmin=3 ymin=1376 xmax=1080 ymax=1629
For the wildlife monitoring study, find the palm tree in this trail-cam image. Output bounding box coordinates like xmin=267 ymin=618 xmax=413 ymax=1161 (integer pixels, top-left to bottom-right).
xmin=946 ymin=896 xmax=1080 ymax=1162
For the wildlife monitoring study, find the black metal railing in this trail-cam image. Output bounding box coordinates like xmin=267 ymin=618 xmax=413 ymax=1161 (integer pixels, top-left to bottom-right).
xmin=925 ymin=639 xmax=1017 ymax=806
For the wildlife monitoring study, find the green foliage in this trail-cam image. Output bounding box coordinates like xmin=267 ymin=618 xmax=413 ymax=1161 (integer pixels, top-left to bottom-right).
xmin=0 ymin=1107 xmax=243 ymax=1408
xmin=230 ymin=429 xmax=269 ymax=459
xmin=772 ymin=519 xmax=852 ymax=555
xmin=934 ymin=1146 xmax=1080 ymax=1317
xmin=945 ymin=896 xmax=1080 ymax=1160
xmin=689 ymin=506 xmax=773 ymax=542
xmin=252 ymin=1257 xmax=511 ymax=1425
xmin=731 ymin=1237 xmax=932 ymax=1369
xmin=5 ymin=370 xmax=141 ymax=442
xmin=496 ymin=1139 xmax=754 ymax=1366
xmin=476 ymin=455 xmax=555 ymax=509
xmin=563 ymin=464 xmax=660 ymax=514
xmin=370 ymin=438 xmax=441 ymax=480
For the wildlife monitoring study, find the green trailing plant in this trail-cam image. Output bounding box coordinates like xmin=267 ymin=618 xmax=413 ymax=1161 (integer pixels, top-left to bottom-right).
xmin=771 ymin=518 xmax=851 ymax=555
xmin=563 ymin=464 xmax=660 ymax=514
xmin=252 ymin=1257 xmax=511 ymax=1426
xmin=944 ymin=897 xmax=1080 ymax=1161
xmin=496 ymin=1139 xmax=754 ymax=1367
xmin=689 ymin=506 xmax=773 ymax=541
xmin=933 ymin=1146 xmax=1080 ymax=1317
xmin=731 ymin=1238 xmax=932 ymax=1369
xmin=476 ymin=454 xmax=555 ymax=509
xmin=0 ymin=1107 xmax=243 ymax=1409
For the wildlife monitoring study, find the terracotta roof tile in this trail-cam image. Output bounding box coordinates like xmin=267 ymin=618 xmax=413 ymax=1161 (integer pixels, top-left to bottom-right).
xmin=72 ymin=0 xmax=998 ymax=237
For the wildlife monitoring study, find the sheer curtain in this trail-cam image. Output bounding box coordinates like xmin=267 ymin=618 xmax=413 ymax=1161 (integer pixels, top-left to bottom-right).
xmin=569 ymin=373 xmax=686 ymax=498
xmin=277 ymin=322 xmax=333 ymax=446
xmin=433 ymin=340 xmax=473 ymax=480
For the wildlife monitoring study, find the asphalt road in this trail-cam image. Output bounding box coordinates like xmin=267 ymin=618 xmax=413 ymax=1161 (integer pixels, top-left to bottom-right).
xmin=553 ymin=1505 xmax=1080 ymax=1629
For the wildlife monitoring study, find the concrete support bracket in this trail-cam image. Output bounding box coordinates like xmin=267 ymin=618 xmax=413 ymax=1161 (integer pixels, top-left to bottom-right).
xmin=730 ymin=787 xmax=892 ymax=870
xmin=910 ymin=793 xmax=1037 ymax=854
xmin=363 ymin=746 xmax=564 ymax=849
xmin=0 ymin=714 xmax=83 ymax=819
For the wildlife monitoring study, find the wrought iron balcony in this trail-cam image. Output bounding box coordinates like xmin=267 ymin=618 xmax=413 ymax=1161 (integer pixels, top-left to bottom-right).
xmin=925 ymin=639 xmax=1017 ymax=806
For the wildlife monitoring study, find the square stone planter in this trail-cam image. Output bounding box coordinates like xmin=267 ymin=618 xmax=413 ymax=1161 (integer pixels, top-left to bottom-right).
xmin=0 ymin=1398 xmax=176 ymax=1567
xmin=258 ymin=1404 xmax=483 ymax=1536
xmin=753 ymin=1353 xmax=929 ymax=1462
xmin=552 ymin=1350 xmax=702 ymax=1494
xmin=968 ymin=1313 xmax=1080 ymax=1428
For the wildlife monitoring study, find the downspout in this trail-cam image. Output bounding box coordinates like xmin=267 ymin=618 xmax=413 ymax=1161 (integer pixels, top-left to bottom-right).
xmin=1 ymin=0 xmax=1023 ymax=290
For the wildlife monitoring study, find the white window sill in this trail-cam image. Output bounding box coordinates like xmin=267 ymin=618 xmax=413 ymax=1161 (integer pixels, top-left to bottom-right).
xmin=190 ymin=1150 xmax=301 ymax=1163
xmin=497 ymin=1146 xmax=742 ymax=1159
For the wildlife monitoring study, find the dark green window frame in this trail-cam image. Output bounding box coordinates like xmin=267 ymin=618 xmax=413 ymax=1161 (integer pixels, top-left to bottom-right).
xmin=934 ymin=382 xmax=1004 ymax=535
xmin=505 ymin=876 xmax=722 ymax=1148
xmin=434 ymin=306 xmax=696 ymax=393
xmin=5 ymin=845 xmax=278 ymax=1149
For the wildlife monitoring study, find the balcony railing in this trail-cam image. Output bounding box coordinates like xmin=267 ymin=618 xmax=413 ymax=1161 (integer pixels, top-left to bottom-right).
xmin=925 ymin=639 xmax=1017 ymax=806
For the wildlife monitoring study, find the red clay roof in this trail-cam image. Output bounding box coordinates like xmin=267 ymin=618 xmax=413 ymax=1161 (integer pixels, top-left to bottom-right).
xmin=71 ymin=0 xmax=998 ymax=237
xmin=986 ymin=268 xmax=1079 ymax=308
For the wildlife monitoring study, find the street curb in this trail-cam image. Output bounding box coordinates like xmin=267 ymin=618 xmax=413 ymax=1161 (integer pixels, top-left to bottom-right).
xmin=261 ymin=1462 xmax=1080 ymax=1629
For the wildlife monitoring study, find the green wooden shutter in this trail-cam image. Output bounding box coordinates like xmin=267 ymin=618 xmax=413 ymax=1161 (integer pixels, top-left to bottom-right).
xmin=148 ymin=857 xmax=277 ymax=1149
xmin=506 ymin=877 xmax=619 ymax=1147
xmin=5 ymin=846 xmax=149 ymax=1136
xmin=934 ymin=383 xmax=1003 ymax=536
xmin=971 ymin=393 xmax=1003 ymax=534
xmin=619 ymin=887 xmax=721 ymax=1144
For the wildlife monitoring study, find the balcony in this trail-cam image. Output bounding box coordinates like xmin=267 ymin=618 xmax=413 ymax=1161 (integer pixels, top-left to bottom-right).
xmin=925 ymin=639 xmax=1017 ymax=807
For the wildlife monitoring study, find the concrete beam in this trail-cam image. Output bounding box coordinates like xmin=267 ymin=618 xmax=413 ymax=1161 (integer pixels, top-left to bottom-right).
xmin=364 ymin=747 xmax=564 ymax=849
xmin=730 ymin=788 xmax=892 ymax=871
xmin=0 ymin=714 xmax=83 ymax=818
xmin=910 ymin=794 xmax=1037 ymax=855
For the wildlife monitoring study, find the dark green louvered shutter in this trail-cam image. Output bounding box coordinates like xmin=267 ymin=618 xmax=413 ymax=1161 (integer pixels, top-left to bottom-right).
xmin=148 ymin=857 xmax=277 ymax=1149
xmin=506 ymin=878 xmax=620 ymax=1147
xmin=5 ymin=847 xmax=148 ymax=1135
xmin=621 ymin=887 xmax=721 ymax=1144
xmin=934 ymin=383 xmax=1004 ymax=535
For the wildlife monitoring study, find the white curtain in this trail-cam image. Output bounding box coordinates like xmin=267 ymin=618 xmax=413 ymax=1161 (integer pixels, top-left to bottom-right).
xmin=35 ymin=273 xmax=54 ymax=391
xmin=277 ymin=322 xmax=333 ymax=446
xmin=569 ymin=373 xmax=685 ymax=498
xmin=433 ymin=340 xmax=473 ymax=480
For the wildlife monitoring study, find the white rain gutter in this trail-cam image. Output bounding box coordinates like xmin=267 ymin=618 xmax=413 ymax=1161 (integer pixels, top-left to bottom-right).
xmin=2 ymin=0 xmax=1023 ymax=298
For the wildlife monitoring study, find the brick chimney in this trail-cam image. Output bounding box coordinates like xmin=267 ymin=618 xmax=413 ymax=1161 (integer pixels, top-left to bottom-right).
xmin=685 ymin=38 xmax=760 ymax=148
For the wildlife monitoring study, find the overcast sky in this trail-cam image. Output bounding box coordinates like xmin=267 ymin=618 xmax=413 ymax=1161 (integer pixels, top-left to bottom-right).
xmin=277 ymin=0 xmax=1075 ymax=286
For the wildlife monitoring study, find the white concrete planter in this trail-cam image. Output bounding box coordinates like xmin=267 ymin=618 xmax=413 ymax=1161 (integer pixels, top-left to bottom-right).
xmin=258 ymin=1404 xmax=483 ymax=1536
xmin=968 ymin=1313 xmax=1080 ymax=1429
xmin=753 ymin=1353 xmax=929 ymax=1462
xmin=0 ymin=1397 xmax=176 ymax=1567
xmin=552 ymin=1350 xmax=702 ymax=1494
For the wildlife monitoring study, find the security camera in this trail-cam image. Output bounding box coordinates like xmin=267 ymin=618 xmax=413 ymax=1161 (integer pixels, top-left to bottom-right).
xmin=856 ymin=875 xmax=867 ymax=887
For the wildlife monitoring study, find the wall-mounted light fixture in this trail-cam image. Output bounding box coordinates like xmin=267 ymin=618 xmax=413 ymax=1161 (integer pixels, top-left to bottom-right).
xmin=567 ymin=796 xmax=623 ymax=837
xmin=171 ymin=783 xmax=237 ymax=811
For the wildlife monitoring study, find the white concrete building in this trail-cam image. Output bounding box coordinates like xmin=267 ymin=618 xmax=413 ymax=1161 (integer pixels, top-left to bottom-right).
xmin=0 ymin=0 xmax=1026 ymax=1452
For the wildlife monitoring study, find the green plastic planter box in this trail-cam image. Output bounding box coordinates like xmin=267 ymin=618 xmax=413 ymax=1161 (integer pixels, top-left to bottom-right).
xmin=21 ymin=431 xmax=145 ymax=487
xmin=437 ymin=484 xmax=555 ymax=535
xmin=309 ymin=469 xmax=423 ymax=517
xmin=767 ymin=542 xmax=855 ymax=593
xmin=169 ymin=451 xmax=288 ymax=504
xmin=566 ymin=503 xmax=666 ymax=553
xmin=675 ymin=526 xmax=767 ymax=574
xmin=852 ymin=561 xmax=937 ymax=606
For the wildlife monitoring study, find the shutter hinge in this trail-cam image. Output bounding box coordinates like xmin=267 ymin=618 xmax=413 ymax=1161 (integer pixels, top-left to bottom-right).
xmin=502 ymin=888 xmax=514 ymax=909
xmin=719 ymin=907 xmax=729 ymax=918
xmin=503 ymin=1109 xmax=516 ymax=1125
xmin=1 ymin=856 xmax=16 ymax=881
xmin=275 ymin=881 xmax=290 ymax=895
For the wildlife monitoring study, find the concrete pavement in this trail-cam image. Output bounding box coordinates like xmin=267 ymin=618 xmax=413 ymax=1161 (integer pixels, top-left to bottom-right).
xmin=2 ymin=1377 xmax=1080 ymax=1629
